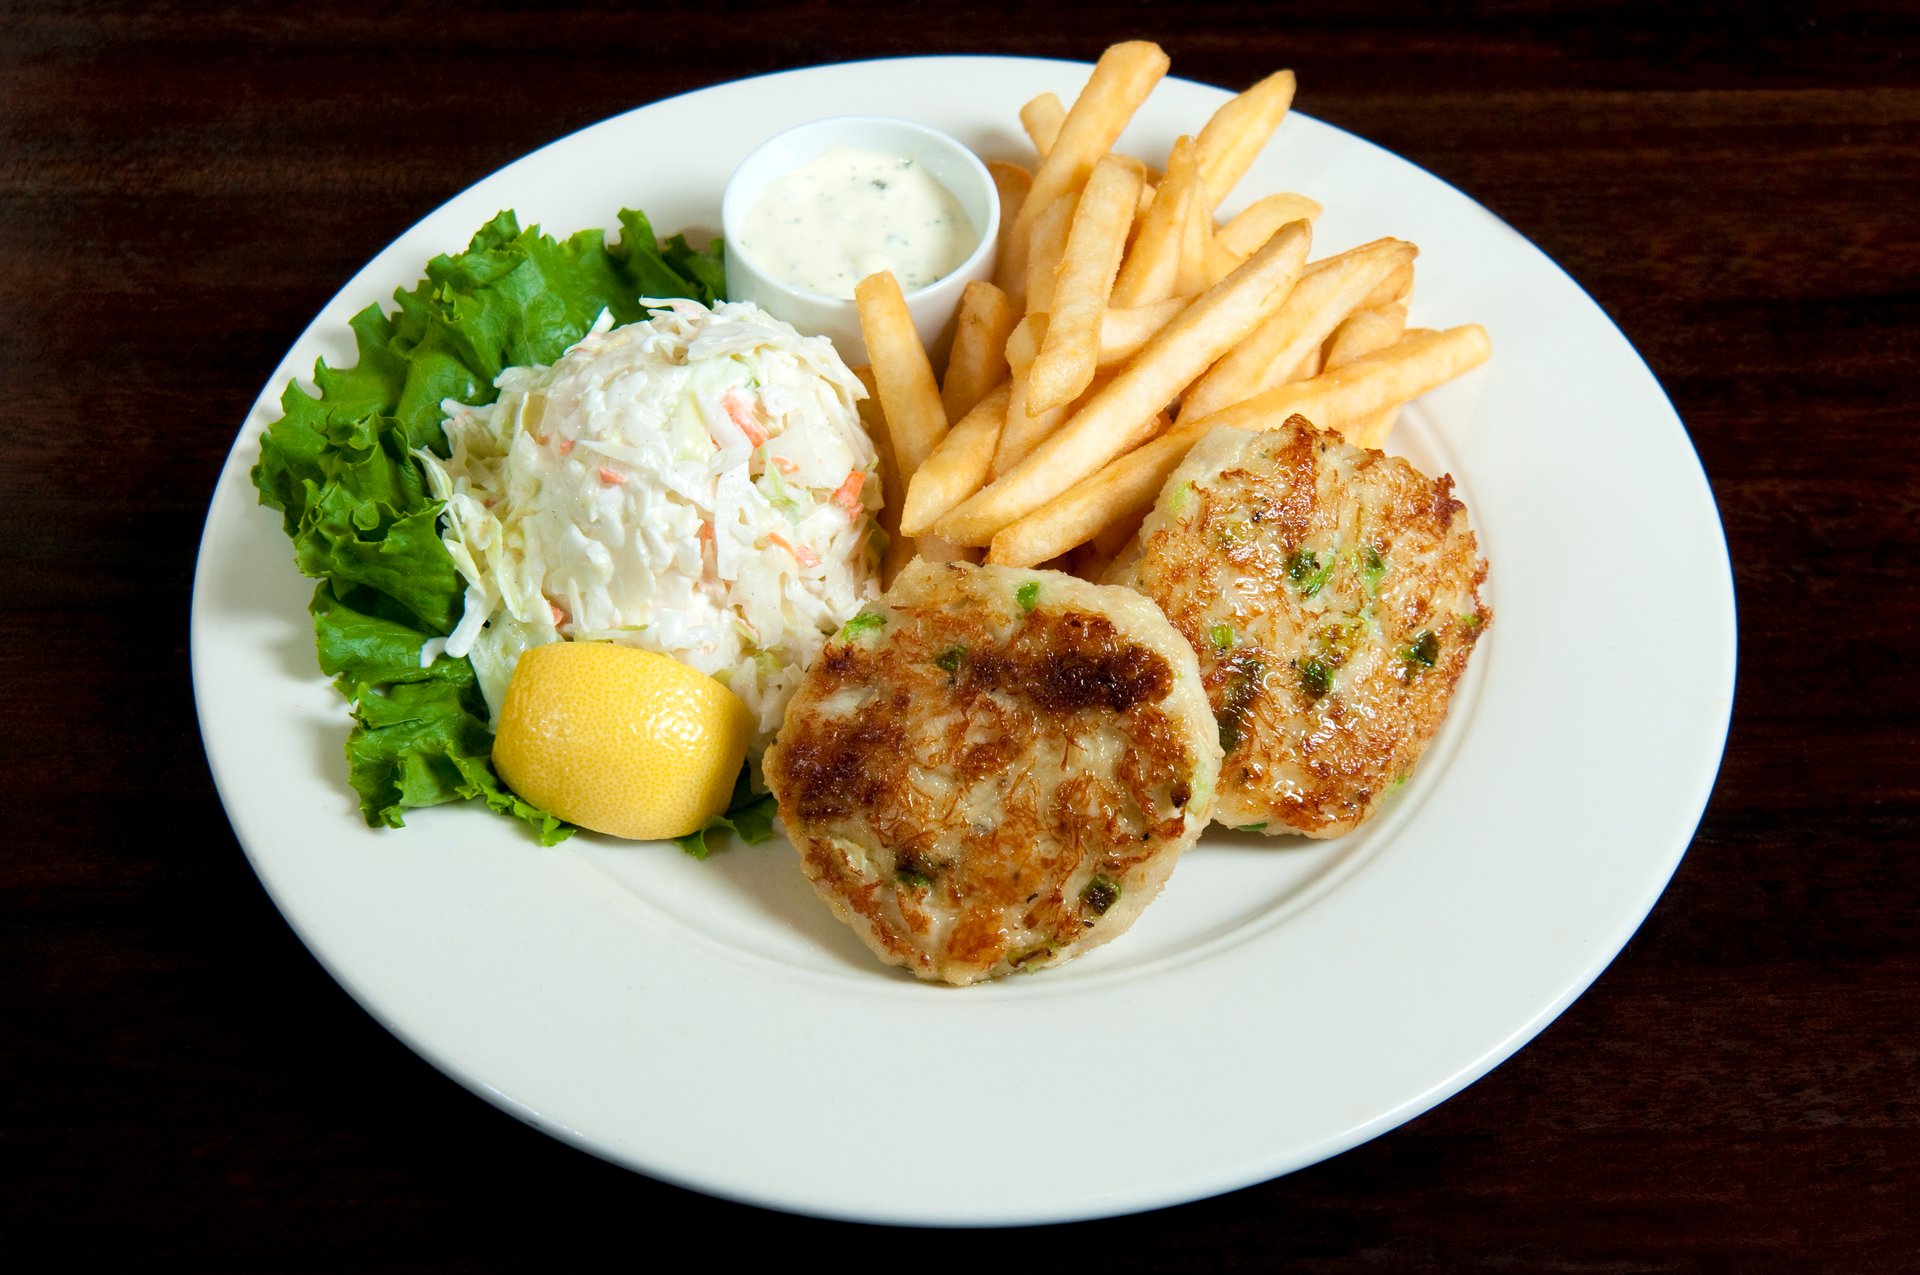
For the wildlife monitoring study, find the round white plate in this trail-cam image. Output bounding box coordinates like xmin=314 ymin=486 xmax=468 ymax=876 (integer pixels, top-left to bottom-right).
xmin=192 ymin=56 xmax=1736 ymax=1226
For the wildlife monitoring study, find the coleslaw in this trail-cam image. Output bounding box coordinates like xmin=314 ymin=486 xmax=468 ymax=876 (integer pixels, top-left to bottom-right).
xmin=418 ymin=298 xmax=883 ymax=759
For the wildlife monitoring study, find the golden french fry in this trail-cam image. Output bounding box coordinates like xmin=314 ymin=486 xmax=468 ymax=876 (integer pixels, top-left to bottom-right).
xmin=1178 ymin=237 xmax=1415 ymax=423
xmin=855 ymin=271 xmax=949 ymax=481
xmin=903 ymin=381 xmax=1011 ymax=537
xmin=987 ymin=412 xmax=1199 ymax=567
xmin=1216 ymin=192 xmax=1324 ymax=257
xmin=1021 ymin=92 xmax=1066 ymax=158
xmin=1356 ymin=407 xmax=1401 ymax=452
xmin=941 ymin=281 xmax=1017 ymax=422
xmin=1110 ymin=135 xmax=1200 ymax=308
xmin=988 ymin=159 xmax=1033 ymax=201
xmin=1098 ymin=297 xmax=1189 ymax=366
xmin=994 ymin=313 xmax=1055 ymax=475
xmin=851 ymin=365 xmax=916 ymax=588
xmin=1195 ymin=70 xmax=1297 ymax=210
xmin=999 ymin=354 xmax=1118 ymax=476
xmin=1026 ymin=154 xmax=1145 ymax=415
xmin=1018 ymin=41 xmax=1169 ymax=239
xmin=1322 ymin=303 xmax=1411 ymax=448
xmin=1004 ymin=310 xmax=1045 ymax=376
xmin=1174 ymin=177 xmax=1213 ymax=297
xmin=1127 ymin=180 xmax=1158 ymax=255
xmin=1024 ymin=192 xmax=1078 ymax=316
xmin=998 ymin=318 xmax=1121 ymax=478
xmin=1360 ymin=261 xmax=1415 ymax=312
xmin=916 ymin=535 xmax=982 ymax=565
xmin=1286 ymin=342 xmax=1324 ymax=383
xmin=1185 ymin=324 xmax=1492 ymax=439
xmin=988 ymin=160 xmax=1034 ymax=305
xmin=997 ymin=390 xmax=1074 ymax=477
xmin=937 ymin=221 xmax=1312 ymax=546
xmin=1206 ymin=234 xmax=1243 ymax=286
xmin=1322 ymin=301 xmax=1409 ymax=370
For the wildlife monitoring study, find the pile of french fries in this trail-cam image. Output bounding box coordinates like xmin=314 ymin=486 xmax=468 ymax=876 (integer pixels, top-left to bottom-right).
xmin=853 ymin=41 xmax=1491 ymax=584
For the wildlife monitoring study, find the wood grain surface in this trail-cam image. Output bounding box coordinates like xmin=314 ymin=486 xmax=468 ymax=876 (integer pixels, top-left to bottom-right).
xmin=5 ymin=1 xmax=1917 ymax=1268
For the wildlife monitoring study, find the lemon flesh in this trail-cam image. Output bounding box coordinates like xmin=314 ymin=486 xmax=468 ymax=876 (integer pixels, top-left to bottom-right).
xmin=492 ymin=643 xmax=755 ymax=841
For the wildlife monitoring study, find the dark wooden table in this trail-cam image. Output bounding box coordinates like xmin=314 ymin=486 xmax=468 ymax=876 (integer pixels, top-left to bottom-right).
xmin=7 ymin=2 xmax=1917 ymax=1267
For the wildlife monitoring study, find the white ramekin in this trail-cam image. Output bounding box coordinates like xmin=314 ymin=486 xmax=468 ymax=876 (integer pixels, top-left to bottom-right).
xmin=721 ymin=115 xmax=1000 ymax=365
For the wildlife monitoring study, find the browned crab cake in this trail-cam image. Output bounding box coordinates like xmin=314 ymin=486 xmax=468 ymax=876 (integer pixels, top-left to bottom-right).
xmin=763 ymin=559 xmax=1221 ymax=985
xmin=1120 ymin=416 xmax=1490 ymax=838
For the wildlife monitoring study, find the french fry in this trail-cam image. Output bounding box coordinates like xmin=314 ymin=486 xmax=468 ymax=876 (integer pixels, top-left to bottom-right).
xmin=1361 ymin=261 xmax=1415 ymax=312
xmin=903 ymin=381 xmax=1011 ymax=537
xmin=937 ymin=221 xmax=1312 ymax=546
xmin=916 ymin=535 xmax=982 ymax=565
xmin=1217 ymin=192 xmax=1324 ymax=258
xmin=1018 ymin=41 xmax=1169 ymax=240
xmin=987 ymin=412 xmax=1197 ymax=567
xmin=1358 ymin=404 xmax=1405 ymax=452
xmin=855 ymin=271 xmax=949 ymax=481
xmin=1183 ymin=324 xmax=1492 ymax=440
xmin=1177 ymin=236 xmax=1415 ymax=423
xmin=1021 ymin=92 xmax=1066 ymax=158
xmin=941 ymin=281 xmax=1016 ymax=422
xmin=1206 ymin=235 xmax=1244 ymax=287
xmin=1286 ymin=342 xmax=1324 ymax=383
xmin=1322 ymin=303 xmax=1411 ymax=448
xmin=1194 ymin=69 xmax=1297 ymax=210
xmin=1098 ymin=297 xmax=1189 ymax=366
xmin=1110 ymin=135 xmax=1200 ymax=308
xmin=1322 ymin=301 xmax=1409 ymax=370
xmin=851 ymin=365 xmax=915 ymax=588
xmin=996 ymin=316 xmax=1112 ymax=476
xmin=1026 ymin=154 xmax=1145 ymax=415
xmin=996 ymin=394 xmax=1075 ymax=477
xmin=988 ymin=161 xmax=1034 ymax=306
xmin=1024 ymin=192 xmax=1078 ymax=316
xmin=1000 ymin=361 xmax=1117 ymax=475
xmin=993 ymin=313 xmax=1052 ymax=474
xmin=1005 ymin=310 xmax=1045 ymax=377
xmin=1174 ymin=177 xmax=1213 ymax=297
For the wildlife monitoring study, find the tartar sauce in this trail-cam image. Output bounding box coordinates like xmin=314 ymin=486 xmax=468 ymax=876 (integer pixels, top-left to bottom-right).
xmin=738 ymin=145 xmax=977 ymax=299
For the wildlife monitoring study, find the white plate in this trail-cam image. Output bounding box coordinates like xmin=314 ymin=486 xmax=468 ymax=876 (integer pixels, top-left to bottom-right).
xmin=192 ymin=56 xmax=1736 ymax=1226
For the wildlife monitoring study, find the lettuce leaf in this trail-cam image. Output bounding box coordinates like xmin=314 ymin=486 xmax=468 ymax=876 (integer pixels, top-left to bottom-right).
xmin=252 ymin=209 xmax=729 ymax=841
xmin=671 ymin=767 xmax=779 ymax=859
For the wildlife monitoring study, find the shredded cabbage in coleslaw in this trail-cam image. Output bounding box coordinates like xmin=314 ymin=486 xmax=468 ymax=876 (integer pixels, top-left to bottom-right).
xmin=417 ymin=299 xmax=882 ymax=759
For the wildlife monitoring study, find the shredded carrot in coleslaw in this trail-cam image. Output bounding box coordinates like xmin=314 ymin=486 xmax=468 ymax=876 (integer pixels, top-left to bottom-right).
xmin=768 ymin=531 xmax=820 ymax=569
xmin=724 ymin=392 xmax=770 ymax=447
xmin=831 ymin=470 xmax=866 ymax=517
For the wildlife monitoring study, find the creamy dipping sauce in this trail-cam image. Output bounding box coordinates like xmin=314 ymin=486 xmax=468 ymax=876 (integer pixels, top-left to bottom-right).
xmin=737 ymin=144 xmax=978 ymax=299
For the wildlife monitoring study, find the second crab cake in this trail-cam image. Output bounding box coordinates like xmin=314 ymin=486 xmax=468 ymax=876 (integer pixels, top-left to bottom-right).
xmin=763 ymin=560 xmax=1221 ymax=986
xmin=1120 ymin=416 xmax=1490 ymax=838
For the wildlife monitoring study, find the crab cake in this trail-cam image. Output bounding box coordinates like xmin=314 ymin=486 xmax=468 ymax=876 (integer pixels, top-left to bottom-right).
xmin=763 ymin=560 xmax=1221 ymax=985
xmin=1120 ymin=416 xmax=1489 ymax=838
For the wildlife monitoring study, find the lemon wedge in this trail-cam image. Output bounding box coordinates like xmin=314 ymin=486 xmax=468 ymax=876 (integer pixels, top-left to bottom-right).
xmin=492 ymin=643 xmax=754 ymax=841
